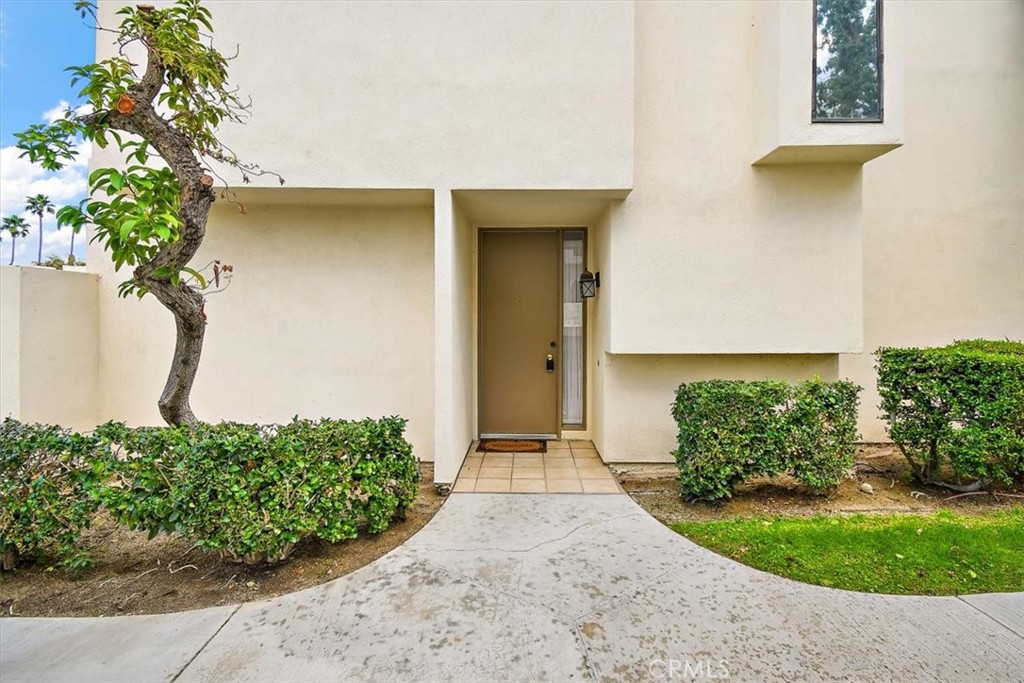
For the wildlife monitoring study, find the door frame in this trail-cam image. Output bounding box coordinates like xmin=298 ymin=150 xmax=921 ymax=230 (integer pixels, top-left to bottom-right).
xmin=476 ymin=227 xmax=588 ymax=439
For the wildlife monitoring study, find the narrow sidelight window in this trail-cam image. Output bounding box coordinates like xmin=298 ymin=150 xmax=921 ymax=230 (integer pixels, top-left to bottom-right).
xmin=562 ymin=231 xmax=585 ymax=426
xmin=813 ymin=0 xmax=883 ymax=121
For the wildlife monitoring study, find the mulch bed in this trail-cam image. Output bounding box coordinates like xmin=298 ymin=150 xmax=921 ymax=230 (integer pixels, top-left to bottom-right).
xmin=0 ymin=464 xmax=444 ymax=618
xmin=616 ymin=445 xmax=1024 ymax=524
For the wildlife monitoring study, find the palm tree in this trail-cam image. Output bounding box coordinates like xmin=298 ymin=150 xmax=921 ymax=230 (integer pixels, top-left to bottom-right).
xmin=25 ymin=194 xmax=55 ymax=265
xmin=2 ymin=216 xmax=31 ymax=265
xmin=56 ymin=202 xmax=87 ymax=265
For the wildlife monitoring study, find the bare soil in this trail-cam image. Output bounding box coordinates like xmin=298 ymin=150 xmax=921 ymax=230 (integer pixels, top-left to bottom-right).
xmin=0 ymin=464 xmax=444 ymax=618
xmin=616 ymin=445 xmax=1024 ymax=526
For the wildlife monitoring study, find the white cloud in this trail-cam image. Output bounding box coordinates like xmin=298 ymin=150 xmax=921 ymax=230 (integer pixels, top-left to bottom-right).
xmin=0 ymin=142 xmax=90 ymax=214
xmin=42 ymin=100 xmax=94 ymax=124
xmin=1 ymin=102 xmax=92 ymax=264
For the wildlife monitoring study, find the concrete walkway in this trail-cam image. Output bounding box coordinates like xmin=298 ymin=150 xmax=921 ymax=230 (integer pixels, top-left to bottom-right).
xmin=2 ymin=493 xmax=1022 ymax=682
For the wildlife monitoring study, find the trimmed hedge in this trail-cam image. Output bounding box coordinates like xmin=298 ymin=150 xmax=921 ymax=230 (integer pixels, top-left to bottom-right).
xmin=0 ymin=416 xmax=418 ymax=569
xmin=0 ymin=419 xmax=104 ymax=570
xmin=877 ymin=340 xmax=1024 ymax=489
xmin=95 ymin=417 xmax=419 ymax=565
xmin=672 ymin=379 xmax=860 ymax=501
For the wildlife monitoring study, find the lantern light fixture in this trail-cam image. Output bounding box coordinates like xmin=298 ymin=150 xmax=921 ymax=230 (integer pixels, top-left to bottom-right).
xmin=579 ymin=270 xmax=600 ymax=299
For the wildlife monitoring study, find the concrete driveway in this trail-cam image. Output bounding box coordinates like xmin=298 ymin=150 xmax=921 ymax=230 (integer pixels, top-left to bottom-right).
xmin=2 ymin=493 xmax=1022 ymax=682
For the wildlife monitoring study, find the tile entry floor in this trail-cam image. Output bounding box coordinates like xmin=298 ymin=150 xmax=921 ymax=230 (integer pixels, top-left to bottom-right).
xmin=453 ymin=440 xmax=621 ymax=494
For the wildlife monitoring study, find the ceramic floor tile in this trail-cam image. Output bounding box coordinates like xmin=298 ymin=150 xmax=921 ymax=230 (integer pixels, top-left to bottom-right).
xmin=581 ymin=478 xmax=621 ymax=493
xmin=512 ymin=467 xmax=545 ymax=480
xmin=544 ymin=451 xmax=574 ymax=460
xmin=576 ymin=466 xmax=613 ymax=479
xmin=544 ymin=461 xmax=577 ymax=472
xmin=452 ymin=478 xmax=475 ymax=492
xmin=546 ymin=479 xmax=583 ymax=493
xmin=481 ymin=455 xmax=514 ymax=467
xmin=474 ymin=478 xmax=512 ymax=493
xmin=510 ymin=479 xmax=547 ymax=493
xmin=478 ymin=466 xmax=512 ymax=479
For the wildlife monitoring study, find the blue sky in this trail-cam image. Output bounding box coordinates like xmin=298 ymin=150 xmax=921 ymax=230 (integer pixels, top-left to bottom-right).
xmin=1 ymin=0 xmax=95 ymax=264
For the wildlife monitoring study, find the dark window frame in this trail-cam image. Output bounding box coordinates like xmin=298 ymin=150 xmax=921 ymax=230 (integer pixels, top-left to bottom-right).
xmin=811 ymin=0 xmax=884 ymax=123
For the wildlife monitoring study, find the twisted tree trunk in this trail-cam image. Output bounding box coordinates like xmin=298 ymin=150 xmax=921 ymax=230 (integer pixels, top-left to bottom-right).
xmin=87 ymin=17 xmax=216 ymax=427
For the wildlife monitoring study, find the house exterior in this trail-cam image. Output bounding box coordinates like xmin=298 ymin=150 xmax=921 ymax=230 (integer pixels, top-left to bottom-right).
xmin=1 ymin=0 xmax=1021 ymax=487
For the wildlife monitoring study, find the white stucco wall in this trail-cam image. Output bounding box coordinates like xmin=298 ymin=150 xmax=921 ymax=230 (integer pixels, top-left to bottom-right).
xmin=841 ymin=0 xmax=1024 ymax=440
xmin=92 ymin=199 xmax=437 ymax=460
xmin=0 ymin=267 xmax=99 ymax=430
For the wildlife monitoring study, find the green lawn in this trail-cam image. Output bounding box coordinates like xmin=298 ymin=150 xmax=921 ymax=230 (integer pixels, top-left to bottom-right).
xmin=672 ymin=508 xmax=1024 ymax=595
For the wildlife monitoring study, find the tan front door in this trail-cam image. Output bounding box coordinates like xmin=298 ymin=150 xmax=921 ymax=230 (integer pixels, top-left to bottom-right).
xmin=479 ymin=230 xmax=560 ymax=437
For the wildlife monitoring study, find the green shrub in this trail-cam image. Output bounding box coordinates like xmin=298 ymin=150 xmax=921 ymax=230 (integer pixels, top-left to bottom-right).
xmin=95 ymin=416 xmax=419 ymax=565
xmin=0 ymin=418 xmax=105 ymax=570
xmin=876 ymin=340 xmax=1024 ymax=489
xmin=672 ymin=379 xmax=860 ymax=501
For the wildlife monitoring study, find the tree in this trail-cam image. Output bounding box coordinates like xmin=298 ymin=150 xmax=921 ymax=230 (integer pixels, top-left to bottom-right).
xmin=57 ymin=202 xmax=87 ymax=264
xmin=15 ymin=0 xmax=280 ymax=426
xmin=25 ymin=194 xmax=55 ymax=265
xmin=814 ymin=0 xmax=881 ymax=120
xmin=2 ymin=216 xmax=31 ymax=266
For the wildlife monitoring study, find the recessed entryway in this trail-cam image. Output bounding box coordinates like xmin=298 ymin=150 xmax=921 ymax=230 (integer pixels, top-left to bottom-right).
xmin=453 ymin=440 xmax=621 ymax=494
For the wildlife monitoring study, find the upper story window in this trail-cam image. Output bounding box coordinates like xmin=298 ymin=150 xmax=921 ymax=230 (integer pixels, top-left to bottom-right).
xmin=813 ymin=0 xmax=883 ymax=121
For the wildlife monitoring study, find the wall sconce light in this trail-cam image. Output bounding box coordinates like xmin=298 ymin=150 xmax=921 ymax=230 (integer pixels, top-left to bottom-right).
xmin=579 ymin=269 xmax=600 ymax=299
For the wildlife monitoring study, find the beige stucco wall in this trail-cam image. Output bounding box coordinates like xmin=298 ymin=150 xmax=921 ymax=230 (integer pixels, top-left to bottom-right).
xmin=0 ymin=268 xmax=21 ymax=420
xmin=94 ymin=0 xmax=634 ymax=192
xmin=91 ymin=200 xmax=437 ymax=460
xmin=610 ymin=0 xmax=864 ymax=355
xmin=599 ymin=354 xmax=840 ymax=463
xmin=432 ymin=191 xmax=478 ymax=483
xmin=753 ymin=0 xmax=904 ymax=164
xmin=588 ymin=203 xmax=615 ymax=457
xmin=0 ymin=267 xmax=99 ymax=430
xmin=74 ymin=1 xmax=1021 ymax=472
xmin=840 ymin=0 xmax=1024 ymax=441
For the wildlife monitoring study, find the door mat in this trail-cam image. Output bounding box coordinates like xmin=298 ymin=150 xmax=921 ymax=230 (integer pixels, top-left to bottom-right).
xmin=476 ymin=439 xmax=547 ymax=453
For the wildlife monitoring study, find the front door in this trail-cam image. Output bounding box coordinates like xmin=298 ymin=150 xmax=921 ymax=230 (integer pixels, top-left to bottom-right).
xmin=479 ymin=230 xmax=560 ymax=437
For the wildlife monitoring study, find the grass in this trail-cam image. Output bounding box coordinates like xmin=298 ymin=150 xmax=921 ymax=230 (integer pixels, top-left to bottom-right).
xmin=672 ymin=507 xmax=1024 ymax=595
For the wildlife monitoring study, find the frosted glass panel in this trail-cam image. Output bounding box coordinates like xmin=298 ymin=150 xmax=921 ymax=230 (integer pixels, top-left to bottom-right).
xmin=562 ymin=232 xmax=584 ymax=425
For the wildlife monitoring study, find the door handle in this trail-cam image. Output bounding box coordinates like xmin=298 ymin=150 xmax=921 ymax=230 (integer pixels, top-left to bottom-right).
xmin=546 ymin=354 xmax=555 ymax=373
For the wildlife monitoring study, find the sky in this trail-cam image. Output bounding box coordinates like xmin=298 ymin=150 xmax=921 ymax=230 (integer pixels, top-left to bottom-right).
xmin=0 ymin=0 xmax=95 ymax=264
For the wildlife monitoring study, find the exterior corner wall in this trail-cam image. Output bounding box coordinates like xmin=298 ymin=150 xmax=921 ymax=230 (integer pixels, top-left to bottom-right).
xmin=0 ymin=267 xmax=99 ymax=430
xmin=0 ymin=268 xmax=23 ymax=421
xmin=841 ymin=0 xmax=1024 ymax=442
xmin=588 ymin=202 xmax=615 ymax=456
xmin=622 ymin=0 xmax=864 ymax=355
xmin=449 ymin=197 xmax=478 ymax=480
xmin=600 ymin=354 xmax=839 ymax=463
